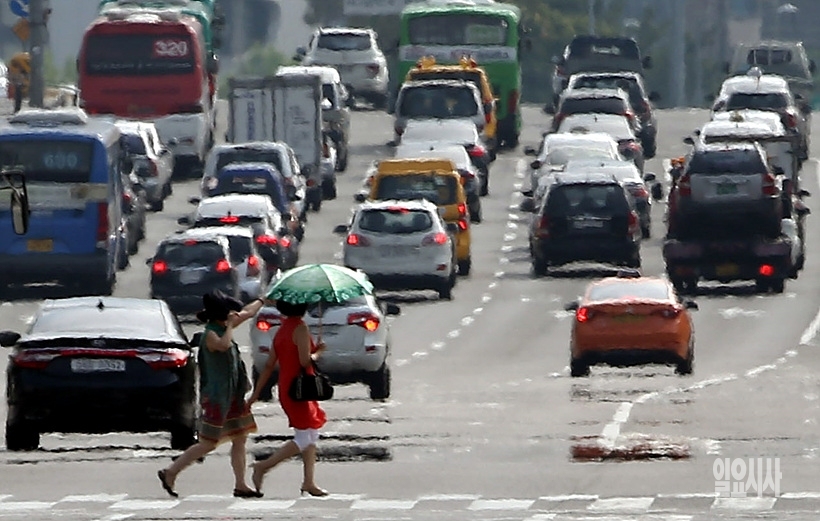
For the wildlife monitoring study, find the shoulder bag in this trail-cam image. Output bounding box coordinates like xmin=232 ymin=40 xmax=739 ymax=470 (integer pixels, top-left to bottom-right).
xmin=288 ymin=363 xmax=334 ymax=401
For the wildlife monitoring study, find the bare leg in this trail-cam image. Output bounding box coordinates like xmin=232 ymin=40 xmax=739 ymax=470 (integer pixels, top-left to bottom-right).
xmin=301 ymin=443 xmax=317 ymax=490
xmin=251 ymin=440 xmax=300 ymax=491
xmin=230 ymin=436 xmax=253 ymax=491
xmin=162 ymin=441 xmax=217 ymax=488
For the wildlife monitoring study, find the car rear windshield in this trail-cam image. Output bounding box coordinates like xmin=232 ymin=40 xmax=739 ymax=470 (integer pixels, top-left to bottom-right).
xmin=317 ymin=33 xmax=371 ymax=51
xmin=725 ymin=93 xmax=788 ymax=110
xmin=359 ymin=208 xmax=433 ymax=234
xmin=226 ymin=236 xmax=252 ymax=262
xmin=561 ymin=97 xmax=627 ymax=115
xmin=410 ymin=70 xmax=483 ymax=96
xmin=399 ymin=85 xmax=478 ymax=118
xmin=687 ymin=151 xmax=767 ymax=174
xmin=158 ymin=241 xmax=224 ymax=266
xmin=546 ymin=184 xmax=629 ymax=214
xmin=122 ymin=133 xmax=147 ymax=155
xmin=307 ymin=296 xmax=369 ymax=316
xmin=745 ymin=49 xmax=808 ymax=77
xmin=546 ymin=146 xmax=614 ymax=165
xmin=573 ymin=77 xmax=644 ymax=105
xmin=588 ymin=280 xmax=669 ymax=301
xmin=30 ymin=307 xmax=170 ymax=338
xmin=569 ymin=38 xmax=640 ymax=60
xmin=375 ymin=174 xmax=458 ymax=205
xmin=216 ymin=151 xmax=284 ymax=176
xmin=559 ymin=118 xmax=633 ymax=140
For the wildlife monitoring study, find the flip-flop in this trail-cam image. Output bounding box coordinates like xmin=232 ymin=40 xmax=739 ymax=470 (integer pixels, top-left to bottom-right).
xmin=233 ymin=488 xmax=264 ymax=498
xmin=157 ymin=470 xmax=178 ymax=498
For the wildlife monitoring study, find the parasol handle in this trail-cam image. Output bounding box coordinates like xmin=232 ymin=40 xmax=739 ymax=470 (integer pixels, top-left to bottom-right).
xmin=317 ymin=302 xmax=323 ymax=343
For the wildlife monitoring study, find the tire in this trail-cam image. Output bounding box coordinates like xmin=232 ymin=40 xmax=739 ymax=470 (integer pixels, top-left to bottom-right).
xmin=170 ymin=422 xmax=196 ymax=450
xmin=372 ymin=94 xmax=388 ymax=111
xmin=438 ymin=280 xmax=453 ymax=300
xmin=570 ymin=358 xmax=590 ymax=377
xmin=755 ymin=278 xmax=769 ymax=293
xmin=532 ymin=256 xmax=548 ymax=277
xmin=152 ymin=198 xmax=164 ymax=212
xmin=322 ymin=180 xmax=337 ymax=200
xmin=641 ymin=225 xmax=651 ymax=239
xmin=770 ymin=278 xmax=785 ymax=294
xmin=369 ymin=363 xmax=391 ymax=400
xmin=5 ymin=419 xmax=39 ymax=451
xmin=94 ymin=273 xmax=115 ymax=296
xmin=626 ymin=255 xmax=642 ymax=268
xmin=336 ymin=145 xmax=349 ymax=172
xmin=117 ymin=246 xmax=129 ymax=271
xmin=675 ymin=345 xmax=694 ymax=376
xmin=469 ymin=203 xmax=482 ymax=223
xmin=457 ymin=258 xmax=471 ymax=276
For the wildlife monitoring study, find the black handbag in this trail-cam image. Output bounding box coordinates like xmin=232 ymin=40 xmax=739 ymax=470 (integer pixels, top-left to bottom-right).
xmin=288 ymin=363 xmax=334 ymax=401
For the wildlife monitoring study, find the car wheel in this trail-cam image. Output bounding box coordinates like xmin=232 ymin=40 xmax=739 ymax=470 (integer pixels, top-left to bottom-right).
xmin=117 ymin=245 xmax=129 ymax=271
xmin=369 ymin=363 xmax=391 ymax=400
xmin=152 ymin=198 xmax=164 ymax=212
xmin=170 ymin=422 xmax=196 ymax=450
xmin=469 ymin=203 xmax=482 ymax=223
xmin=641 ymin=225 xmax=651 ymax=239
xmin=457 ymin=258 xmax=471 ymax=276
xmin=5 ymin=418 xmax=39 ymax=451
xmin=438 ymin=281 xmax=453 ymax=300
xmin=675 ymin=344 xmax=694 ymax=376
xmin=570 ymin=358 xmax=589 ymax=377
xmin=626 ymin=255 xmax=641 ymax=268
xmin=322 ymin=180 xmax=337 ymax=200
xmin=532 ymin=257 xmax=548 ymax=277
xmin=770 ymin=278 xmax=785 ymax=294
xmin=337 ymin=146 xmax=349 ymax=172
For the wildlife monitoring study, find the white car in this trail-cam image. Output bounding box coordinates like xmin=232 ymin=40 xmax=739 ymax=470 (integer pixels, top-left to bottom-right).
xmin=523 ymin=132 xmax=622 ymax=192
xmin=115 ymin=120 xmax=174 ymax=211
xmin=335 ymin=199 xmax=458 ymax=300
xmin=177 ymin=226 xmax=270 ymax=302
xmin=251 ymin=290 xmax=400 ymax=401
xmin=297 ymin=27 xmax=390 ymax=109
xmin=556 ymin=113 xmax=645 ymax=172
xmin=320 ymin=132 xmax=338 ymax=201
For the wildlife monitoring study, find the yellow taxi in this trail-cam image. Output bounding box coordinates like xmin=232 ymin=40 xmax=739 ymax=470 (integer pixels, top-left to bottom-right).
xmin=367 ymin=158 xmax=472 ymax=275
xmin=406 ymin=56 xmax=498 ymax=151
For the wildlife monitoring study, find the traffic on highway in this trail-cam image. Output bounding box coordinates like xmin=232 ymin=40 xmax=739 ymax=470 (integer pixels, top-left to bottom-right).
xmin=0 ymin=1 xmax=820 ymax=520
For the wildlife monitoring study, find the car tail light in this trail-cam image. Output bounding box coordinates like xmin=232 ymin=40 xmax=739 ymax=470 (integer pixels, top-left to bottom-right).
xmin=783 ymin=111 xmax=798 ymax=129
xmin=653 ymin=307 xmax=681 ymax=319
xmin=508 ymin=89 xmax=519 ymax=114
xmin=485 ymin=111 xmax=492 ymax=124
xmin=576 ymin=307 xmax=591 ymax=322
xmin=467 ymin=144 xmax=487 ymax=158
xmin=152 ymin=260 xmax=168 ymax=275
xmin=762 ymin=172 xmax=777 ymax=196
xmin=220 ymin=215 xmax=240 ymax=224
xmin=630 ymin=185 xmax=649 ymax=198
xmin=366 ymin=63 xmax=380 ymax=77
xmin=136 ymin=349 xmax=189 ymax=369
xmin=215 ymin=259 xmax=231 ymax=273
xmin=123 ymin=192 xmax=132 ymax=205
xmin=147 ymin=161 xmax=159 ymax=177
xmin=422 ymin=232 xmax=448 ymax=246
xmin=620 ymin=140 xmax=640 ymax=152
xmin=306 ymin=179 xmax=316 ymax=187
xmin=554 ymin=113 xmax=566 ymax=127
xmin=348 ymin=312 xmax=380 ymax=332
xmin=256 ymin=313 xmax=282 ymax=331
xmin=759 ymin=264 xmax=775 ymax=277
xmin=537 ymin=215 xmax=550 ymax=238
xmin=623 ymin=110 xmax=637 ymax=125
xmin=247 ymin=255 xmax=260 ymax=276
xmin=12 ymin=350 xmax=59 ymax=369
xmin=457 ymin=202 xmax=467 ymax=217
xmin=678 ymin=173 xmax=691 ymax=197
xmin=346 ymin=233 xmax=370 ymax=246
xmin=96 ymin=203 xmax=108 ymax=246
xmin=256 ymin=235 xmax=278 ymax=246
xmin=627 ymin=211 xmax=639 ymax=234
xmin=641 ymin=100 xmax=651 ymax=114
xmin=458 ymin=218 xmax=468 ymax=231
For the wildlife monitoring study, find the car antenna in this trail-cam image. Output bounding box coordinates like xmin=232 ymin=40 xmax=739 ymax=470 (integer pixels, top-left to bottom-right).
xmin=97 ymin=299 xmax=105 ymax=311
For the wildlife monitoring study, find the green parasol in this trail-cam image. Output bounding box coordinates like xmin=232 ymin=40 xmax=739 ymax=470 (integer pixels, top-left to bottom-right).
xmin=266 ymin=263 xmax=374 ymax=304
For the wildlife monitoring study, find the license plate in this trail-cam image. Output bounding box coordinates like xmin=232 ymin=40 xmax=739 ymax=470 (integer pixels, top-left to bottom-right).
xmin=70 ymin=359 xmax=126 ymax=373
xmin=716 ymin=183 xmax=738 ymax=195
xmin=179 ymin=269 xmax=205 ymax=285
xmin=613 ymin=315 xmax=645 ymax=323
xmin=572 ymin=219 xmax=604 ymax=229
xmin=27 ymin=239 xmax=53 ymax=252
xmin=379 ymin=246 xmax=413 ymax=256
xmin=715 ymin=263 xmax=740 ymax=277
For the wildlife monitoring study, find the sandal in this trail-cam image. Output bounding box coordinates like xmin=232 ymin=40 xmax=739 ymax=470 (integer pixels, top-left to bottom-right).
xmin=234 ymin=488 xmax=264 ymax=498
xmin=157 ymin=470 xmax=178 ymax=498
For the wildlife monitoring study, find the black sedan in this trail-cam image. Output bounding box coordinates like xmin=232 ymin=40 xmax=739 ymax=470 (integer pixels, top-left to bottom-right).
xmin=2 ymin=297 xmax=198 ymax=451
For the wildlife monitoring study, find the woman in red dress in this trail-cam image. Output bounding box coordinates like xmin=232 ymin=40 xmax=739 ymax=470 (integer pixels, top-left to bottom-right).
xmin=248 ymin=300 xmax=328 ymax=496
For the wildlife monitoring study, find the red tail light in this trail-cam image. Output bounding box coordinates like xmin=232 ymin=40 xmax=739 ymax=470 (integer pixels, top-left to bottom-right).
xmin=215 ymin=259 xmax=231 ymax=273
xmin=256 ymin=313 xmax=282 ymax=331
xmin=762 ymin=172 xmax=777 ymax=196
xmin=137 ymin=349 xmax=189 ymax=369
xmin=467 ymin=145 xmax=487 ymax=158
xmin=457 ymin=202 xmax=467 ymax=217
xmin=457 ymin=218 xmax=468 ymax=231
xmin=247 ymin=255 xmax=260 ymax=276
xmin=256 ymin=235 xmax=278 ymax=246
xmin=96 ymin=203 xmax=108 ymax=245
xmin=627 ymin=211 xmax=639 ymax=234
xmin=554 ymin=113 xmax=566 ymax=127
xmin=348 ymin=312 xmax=380 ymax=332
xmin=537 ymin=215 xmax=549 ymax=238
xmin=556 ymin=65 xmax=565 ymax=77
xmin=485 ymin=112 xmax=492 ymax=124
xmin=631 ymin=185 xmax=649 ymax=198
xmin=653 ymin=307 xmax=681 ymax=319
xmin=280 ymin=237 xmax=292 ymax=248
xmin=576 ymin=307 xmax=591 ymax=322
xmin=123 ymin=192 xmax=132 ymax=204
xmin=13 ymin=351 xmax=59 ymax=369
xmin=507 ymin=89 xmax=519 ymax=114
xmin=346 ymin=233 xmax=370 ymax=246
xmin=220 ymin=215 xmax=240 ymax=224
xmin=307 ymin=179 xmax=316 ymax=187
xmin=422 ymin=232 xmax=448 ymax=246
xmin=759 ymin=264 xmax=775 ymax=277
xmin=678 ymin=173 xmax=691 ymax=197
xmin=323 ymin=142 xmax=330 ymax=158
xmin=151 ymin=260 xmax=168 ymax=275
xmin=641 ymin=100 xmax=651 ymax=114
xmin=783 ymin=112 xmax=798 ymax=128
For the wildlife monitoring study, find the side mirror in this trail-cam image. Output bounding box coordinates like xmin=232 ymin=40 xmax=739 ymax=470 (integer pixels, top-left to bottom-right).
xmin=683 ymin=136 xmax=695 ymax=145
xmin=207 ymin=54 xmax=219 ymax=75
xmin=8 ymin=176 xmax=29 ymax=235
xmin=797 ymin=206 xmax=812 ymax=216
xmin=0 ymin=330 xmax=21 ymax=347
xmin=773 ymin=167 xmax=785 ymax=176
xmin=177 ymin=216 xmax=191 ymax=226
xmin=648 ymin=91 xmax=660 ymax=102
xmin=523 ymin=146 xmax=537 ymax=156
xmin=446 ymin=222 xmax=459 ymax=234
xmin=684 ymin=300 xmax=699 ymax=310
xmin=799 ymin=189 xmax=811 ymax=197
xmin=189 ymin=332 xmax=203 ymax=348
xmin=642 ymin=56 xmax=652 ymax=69
xmin=296 ymin=46 xmax=307 ymax=56
xmin=795 ymin=93 xmax=806 ymax=102
xmin=530 ymin=160 xmax=543 ymax=170
xmin=188 ymin=196 xmax=201 ymax=205
xmin=811 ymin=59 xmax=817 ymax=74
xmin=693 ymin=129 xmax=701 ymax=137
xmin=564 ymin=301 xmax=579 ymax=312
xmin=145 ymin=257 xmax=153 ymax=265
xmin=333 ymin=224 xmax=349 ymax=234
xmin=519 ymin=197 xmax=535 ymax=213
xmin=160 ymin=148 xmax=170 ymax=156
xmin=354 ymin=192 xmax=367 ymax=203
xmin=643 ymin=173 xmax=657 ymax=182
xmin=289 ymin=193 xmax=302 ymax=202
xmin=385 ymin=303 xmax=401 ymax=316
xmin=521 ymin=189 xmax=533 ymax=197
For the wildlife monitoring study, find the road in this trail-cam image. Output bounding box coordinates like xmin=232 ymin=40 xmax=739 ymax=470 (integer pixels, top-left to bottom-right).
xmin=1 ymin=104 xmax=820 ymax=521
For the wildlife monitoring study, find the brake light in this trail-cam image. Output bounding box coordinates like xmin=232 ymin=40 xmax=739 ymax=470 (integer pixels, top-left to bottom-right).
xmin=631 ymin=185 xmax=649 ymax=198
xmin=346 ymin=233 xmax=370 ymax=246
xmin=762 ymin=172 xmax=777 ymax=196
xmin=627 ymin=211 xmax=639 ymax=234
xmin=678 ymin=173 xmax=691 ymax=197
xmin=307 ymin=179 xmax=316 ymax=187
xmin=215 ymin=259 xmax=231 ymax=273
xmin=366 ymin=63 xmax=380 ymax=77
xmin=348 ymin=312 xmax=380 ymax=332
xmin=13 ymin=350 xmax=59 ymax=369
xmin=554 ymin=113 xmax=566 ymax=126
xmin=256 ymin=235 xmax=278 ymax=246
xmin=151 ymin=260 xmax=168 ymax=275
xmin=323 ymin=142 xmax=330 ymax=158
xmin=256 ymin=313 xmax=282 ymax=331
xmin=457 ymin=218 xmax=468 ymax=231
xmin=96 ymin=203 xmax=108 ymax=245
xmin=653 ymin=307 xmax=681 ymax=319
xmin=247 ymin=255 xmax=260 ymax=276
xmin=623 ymin=110 xmax=637 ymax=124
xmin=759 ymin=264 xmax=775 ymax=277
xmin=220 ymin=216 xmax=240 ymax=224
xmin=467 ymin=145 xmax=486 ymax=158
xmin=576 ymin=307 xmax=591 ymax=323
xmin=457 ymin=202 xmax=467 ymax=217
xmin=280 ymin=237 xmax=292 ymax=248
xmin=556 ymin=65 xmax=565 ymax=77
xmin=620 ymin=140 xmax=640 ymax=152
xmin=422 ymin=232 xmax=448 ymax=246
xmin=136 ymin=349 xmax=189 ymax=369
xmin=641 ymin=100 xmax=651 ymax=114
xmin=537 ymin=215 xmax=549 ymax=238
xmin=123 ymin=192 xmax=132 ymax=204
xmin=508 ymin=89 xmax=518 ymax=114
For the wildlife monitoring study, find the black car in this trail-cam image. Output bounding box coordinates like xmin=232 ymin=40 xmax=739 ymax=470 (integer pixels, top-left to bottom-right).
xmin=2 ymin=297 xmax=197 ymax=451
xmin=149 ymin=231 xmax=240 ymax=314
xmin=526 ymin=172 xmax=642 ymax=275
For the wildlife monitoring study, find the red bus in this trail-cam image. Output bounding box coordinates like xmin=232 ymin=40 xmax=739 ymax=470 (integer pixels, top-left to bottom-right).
xmin=78 ymin=9 xmax=215 ymax=173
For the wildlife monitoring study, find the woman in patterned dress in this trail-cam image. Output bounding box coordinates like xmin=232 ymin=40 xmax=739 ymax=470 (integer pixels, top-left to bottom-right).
xmin=158 ymin=290 xmax=267 ymax=499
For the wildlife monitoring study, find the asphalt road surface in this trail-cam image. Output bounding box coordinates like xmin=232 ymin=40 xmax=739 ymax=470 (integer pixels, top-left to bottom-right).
xmin=1 ymin=103 xmax=820 ymax=521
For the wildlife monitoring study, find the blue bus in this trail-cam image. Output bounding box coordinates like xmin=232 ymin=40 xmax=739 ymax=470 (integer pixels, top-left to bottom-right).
xmin=0 ymin=109 xmax=125 ymax=295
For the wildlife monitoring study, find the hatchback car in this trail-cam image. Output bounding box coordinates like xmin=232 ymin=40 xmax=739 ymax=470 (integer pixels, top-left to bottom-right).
xmin=556 ymin=113 xmax=645 ymax=172
xmin=2 ymin=297 xmax=197 ymax=451
xmin=252 ymin=291 xmax=399 ymax=401
xmin=393 ymin=80 xmax=485 ymax=142
xmin=148 ymin=232 xmax=239 ymax=314
xmin=565 ymin=273 xmax=697 ymax=377
xmin=528 ymin=172 xmax=642 ymax=274
xmin=550 ymin=88 xmax=639 ymax=134
xmin=117 ymin=120 xmax=174 ymax=211
xmin=336 ymin=200 xmax=458 ymax=299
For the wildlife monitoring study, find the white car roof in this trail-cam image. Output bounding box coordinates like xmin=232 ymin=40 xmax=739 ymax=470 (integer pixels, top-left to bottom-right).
xmin=357 ymin=199 xmax=439 ymax=212
xmin=181 ymin=226 xmax=255 ymax=239
xmin=319 ymin=27 xmax=372 ymax=36
xmin=701 ymin=120 xmax=783 ymax=139
xmin=402 ymin=119 xmax=479 ymax=143
xmin=543 ymin=131 xmax=618 ymax=147
xmin=719 ymin=74 xmax=790 ymax=95
xmin=277 ymin=65 xmax=341 ymax=83
xmin=563 ymin=159 xmax=642 ymax=181
xmin=557 ymin=114 xmax=635 ymax=140
xmin=712 ymin=110 xmax=784 ymax=130
xmin=196 ymin=194 xmax=272 ymax=217
xmin=561 ymin=87 xmax=629 ymax=100
xmin=395 ymin=143 xmax=471 ymax=169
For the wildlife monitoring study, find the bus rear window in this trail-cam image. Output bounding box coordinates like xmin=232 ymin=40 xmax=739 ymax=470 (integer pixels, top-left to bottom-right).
xmin=375 ymin=174 xmax=457 ymax=205
xmin=0 ymin=141 xmax=93 ymax=183
xmin=84 ymin=33 xmax=195 ymax=76
xmin=409 ymin=15 xmax=509 ymax=46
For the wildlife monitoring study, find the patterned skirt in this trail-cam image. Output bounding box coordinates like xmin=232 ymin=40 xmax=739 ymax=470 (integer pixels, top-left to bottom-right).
xmin=199 ymin=393 xmax=257 ymax=445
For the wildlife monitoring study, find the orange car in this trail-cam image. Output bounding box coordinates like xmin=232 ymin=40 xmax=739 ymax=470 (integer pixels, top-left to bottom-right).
xmin=566 ymin=271 xmax=698 ymax=377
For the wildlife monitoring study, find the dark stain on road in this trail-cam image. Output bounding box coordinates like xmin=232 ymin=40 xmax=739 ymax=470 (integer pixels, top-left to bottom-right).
xmin=570 ymin=386 xmax=658 ymax=402
xmin=570 ymin=434 xmax=691 ymax=461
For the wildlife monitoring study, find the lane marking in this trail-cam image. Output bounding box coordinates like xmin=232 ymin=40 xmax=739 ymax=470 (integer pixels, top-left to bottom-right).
xmin=227 ymin=500 xmax=296 ymax=511
xmin=180 ymin=495 xmax=230 ymax=502
xmin=468 ymin=499 xmax=535 ymax=510
xmin=0 ymin=502 xmax=56 ymax=511
xmin=539 ymin=494 xmax=599 ymax=501
xmin=110 ymin=500 xmax=179 ymax=510
xmin=780 ymin=492 xmax=820 ymax=499
xmin=0 ymin=496 xmax=11 ymax=502
xmin=411 ymin=351 xmax=428 ymax=359
xmin=447 ymin=330 xmax=460 ymax=339
xmin=711 ymin=497 xmax=777 ymax=510
xmin=473 ymin=307 xmax=483 ymax=315
xmin=60 ymin=494 xmax=128 ymax=503
xmin=461 ymin=316 xmax=474 ymax=326
xmin=657 ymin=493 xmax=717 ymax=499
xmin=418 ymin=494 xmax=481 ymax=501
xmin=352 ymin=499 xmax=417 ymax=510
xmin=588 ymin=497 xmax=654 ymax=511
xmin=431 ymin=341 xmax=445 ymax=350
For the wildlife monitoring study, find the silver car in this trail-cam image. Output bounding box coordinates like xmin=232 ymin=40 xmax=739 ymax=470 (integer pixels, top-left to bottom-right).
xmin=392 ymin=80 xmax=486 ymax=143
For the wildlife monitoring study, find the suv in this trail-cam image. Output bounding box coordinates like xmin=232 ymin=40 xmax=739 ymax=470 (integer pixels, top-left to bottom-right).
xmin=528 ymin=172 xmax=642 ymax=275
xmin=667 ymin=143 xmax=783 ymax=240
xmin=726 ymin=40 xmax=815 ymax=111
xmin=564 ymin=72 xmax=660 ymax=157
xmin=296 ymin=27 xmax=390 ymax=109
xmin=551 ymin=35 xmax=651 ymax=107
xmin=550 ymin=88 xmax=639 ymax=135
xmin=393 ymin=80 xmax=485 ymax=143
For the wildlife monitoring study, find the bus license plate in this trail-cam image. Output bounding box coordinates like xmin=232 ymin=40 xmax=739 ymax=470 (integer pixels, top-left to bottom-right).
xmin=27 ymin=239 xmax=53 ymax=252
xmin=70 ymin=359 xmax=126 ymax=373
xmin=715 ymin=263 xmax=739 ymax=277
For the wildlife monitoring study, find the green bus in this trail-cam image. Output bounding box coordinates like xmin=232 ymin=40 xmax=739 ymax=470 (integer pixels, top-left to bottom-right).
xmin=398 ymin=0 xmax=524 ymax=148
